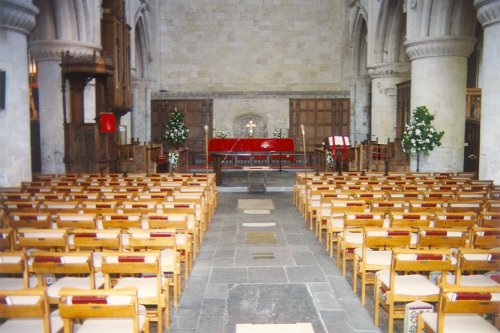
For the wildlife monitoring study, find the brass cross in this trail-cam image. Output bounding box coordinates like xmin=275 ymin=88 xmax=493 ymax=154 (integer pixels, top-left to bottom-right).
xmin=245 ymin=120 xmax=256 ymax=137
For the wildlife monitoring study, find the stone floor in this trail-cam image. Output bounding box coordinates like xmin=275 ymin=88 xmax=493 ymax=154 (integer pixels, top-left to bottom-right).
xmin=166 ymin=171 xmax=400 ymax=333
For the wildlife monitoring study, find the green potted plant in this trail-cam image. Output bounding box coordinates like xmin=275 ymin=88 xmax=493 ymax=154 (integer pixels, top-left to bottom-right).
xmin=401 ymin=106 xmax=444 ymax=171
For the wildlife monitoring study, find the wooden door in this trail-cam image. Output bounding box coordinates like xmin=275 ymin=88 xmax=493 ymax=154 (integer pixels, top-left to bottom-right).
xmin=151 ymin=99 xmax=213 ymax=153
xmin=464 ymin=88 xmax=481 ymax=173
xmin=396 ymin=80 xmax=411 ymax=139
xmin=289 ymin=98 xmax=350 ymax=152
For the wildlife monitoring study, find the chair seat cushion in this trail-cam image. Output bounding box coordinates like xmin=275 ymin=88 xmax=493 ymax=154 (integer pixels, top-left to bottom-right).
xmin=0 ymin=310 xmax=62 ymax=333
xmin=379 ymin=274 xmax=439 ymax=296
xmin=354 ymin=249 xmax=392 ymax=266
xmin=446 ymin=274 xmax=499 ymax=287
xmin=0 ymin=276 xmax=38 ymax=289
xmin=114 ymin=277 xmax=164 ymax=298
xmin=421 ymin=313 xmax=498 ymax=333
xmin=75 ymin=305 xmax=147 ymax=333
xmin=342 ymin=232 xmax=363 ymax=244
xmin=47 ymin=277 xmax=105 ymax=298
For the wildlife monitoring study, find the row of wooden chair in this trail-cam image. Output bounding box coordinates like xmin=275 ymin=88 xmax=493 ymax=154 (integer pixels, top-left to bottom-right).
xmin=294 ymin=173 xmax=499 ymax=333
xmin=374 ymin=248 xmax=500 ymax=333
xmin=0 ymin=172 xmax=219 ymax=331
xmin=0 ymin=282 xmax=153 ymax=332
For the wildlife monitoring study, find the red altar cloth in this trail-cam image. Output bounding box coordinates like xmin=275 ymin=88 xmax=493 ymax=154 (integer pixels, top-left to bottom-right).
xmin=208 ymin=138 xmax=295 ymax=161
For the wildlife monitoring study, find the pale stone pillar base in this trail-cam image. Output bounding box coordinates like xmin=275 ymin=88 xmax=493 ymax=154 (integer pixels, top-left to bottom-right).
xmin=475 ymin=0 xmax=500 ymax=182
xmin=368 ymin=63 xmax=410 ymax=143
xmin=0 ymin=0 xmax=38 ymax=186
xmin=405 ymin=36 xmax=476 ymax=172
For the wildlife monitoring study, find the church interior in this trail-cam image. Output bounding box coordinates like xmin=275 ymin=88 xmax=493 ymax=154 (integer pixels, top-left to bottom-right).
xmin=0 ymin=0 xmax=499 ymax=332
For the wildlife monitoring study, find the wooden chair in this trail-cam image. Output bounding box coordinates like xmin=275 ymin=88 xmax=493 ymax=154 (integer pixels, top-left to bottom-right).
xmin=0 ymin=287 xmax=63 ymax=333
xmin=120 ymin=201 xmax=157 ymax=215
xmin=324 ymin=211 xmax=344 ymax=256
xmin=101 ymin=212 xmax=143 ymax=229
xmin=28 ymin=251 xmax=103 ymax=304
xmin=337 ymin=213 xmax=386 ymax=276
xmin=3 ymin=200 xmax=39 ymax=213
xmin=447 ymin=200 xmax=483 ymax=214
xmin=66 ymin=192 xmax=100 ymax=201
xmin=416 ymin=283 xmax=500 ymax=333
xmin=145 ymin=213 xmax=192 ymax=278
xmin=479 ymin=212 xmax=500 ymax=228
xmin=80 ymin=200 xmax=118 ymax=214
xmin=388 ymin=191 xmax=421 ymax=201
xmin=58 ymin=287 xmax=149 ymax=333
xmin=54 ymin=213 xmax=97 ymax=229
xmin=70 ymin=229 xmax=122 ymax=251
xmin=456 ymin=191 xmax=489 ymax=202
xmin=433 ymin=212 xmax=478 ymax=228
xmin=316 ymin=194 xmax=352 ymax=244
xmin=389 ymin=212 xmax=434 ymax=231
xmin=422 ymin=191 xmax=456 ymax=203
xmin=160 ymin=208 xmax=200 ymax=255
xmin=471 ymin=227 xmax=500 ymax=249
xmin=374 ymin=249 xmax=454 ymax=333
xmin=0 ymin=228 xmax=14 ymax=251
xmin=370 ymin=200 xmax=406 ymax=217
xmin=100 ymin=251 xmax=167 ymax=332
xmin=484 ymin=199 xmax=500 ymax=212
xmin=8 ymin=212 xmax=51 ymax=229
xmin=353 ymin=227 xmax=412 ymax=304
xmin=450 ymin=248 xmax=500 ymax=287
xmin=416 ymin=228 xmax=468 ymax=250
xmin=125 ymin=228 xmax=181 ymax=306
xmin=38 ymin=200 xmax=79 ymax=215
xmin=408 ymin=200 xmax=447 ymax=213
xmin=0 ymin=192 xmax=32 ymax=202
xmin=33 ymin=192 xmax=67 ymax=201
xmin=0 ymin=251 xmax=35 ymax=289
xmin=101 ymin=192 xmax=135 ymax=203
xmin=18 ymin=228 xmax=69 ymax=252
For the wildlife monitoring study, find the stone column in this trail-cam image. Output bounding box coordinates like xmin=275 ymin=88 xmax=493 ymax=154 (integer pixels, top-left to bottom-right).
xmin=350 ymin=75 xmax=371 ymax=145
xmin=29 ymin=41 xmax=99 ymax=174
xmin=0 ymin=0 xmax=38 ymax=186
xmin=368 ymin=63 xmax=410 ymax=143
xmin=405 ymin=36 xmax=476 ymax=172
xmin=474 ymin=0 xmax=500 ymax=183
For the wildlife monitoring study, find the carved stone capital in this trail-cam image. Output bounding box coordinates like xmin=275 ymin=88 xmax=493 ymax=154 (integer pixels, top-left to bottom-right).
xmin=405 ymin=35 xmax=476 ymax=61
xmin=29 ymin=40 xmax=100 ymax=62
xmin=367 ymin=62 xmax=410 ymax=78
xmin=0 ymin=0 xmax=38 ymax=35
xmin=474 ymin=0 xmax=500 ymax=28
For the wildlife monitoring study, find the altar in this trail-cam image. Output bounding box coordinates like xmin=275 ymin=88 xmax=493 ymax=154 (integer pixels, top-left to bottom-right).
xmin=208 ymin=138 xmax=294 ymax=185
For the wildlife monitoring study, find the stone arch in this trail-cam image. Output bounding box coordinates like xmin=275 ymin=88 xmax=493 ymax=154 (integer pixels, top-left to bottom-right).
xmin=406 ymin=0 xmax=476 ymax=40
xmin=133 ymin=3 xmax=152 ymax=79
xmin=374 ymin=0 xmax=407 ymax=64
xmin=351 ymin=6 xmax=369 ymax=76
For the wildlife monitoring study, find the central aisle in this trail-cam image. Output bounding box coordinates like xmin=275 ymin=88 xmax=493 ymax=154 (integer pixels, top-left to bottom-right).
xmin=167 ymin=191 xmax=382 ymax=333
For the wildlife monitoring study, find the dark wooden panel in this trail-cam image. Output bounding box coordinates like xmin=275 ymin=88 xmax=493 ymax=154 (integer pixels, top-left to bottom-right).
xmin=151 ymin=99 xmax=213 ymax=153
xmin=290 ymin=98 xmax=350 ymax=152
xmin=396 ymin=80 xmax=411 ymax=139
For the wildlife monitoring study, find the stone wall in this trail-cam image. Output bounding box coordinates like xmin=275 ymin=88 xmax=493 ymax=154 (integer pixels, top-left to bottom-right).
xmin=158 ymin=0 xmax=350 ymax=93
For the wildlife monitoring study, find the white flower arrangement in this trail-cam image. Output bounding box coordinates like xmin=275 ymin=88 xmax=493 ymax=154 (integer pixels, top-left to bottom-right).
xmin=215 ymin=130 xmax=229 ymax=138
xmin=402 ymin=106 xmax=444 ymax=156
xmin=163 ymin=108 xmax=189 ymax=147
xmin=168 ymin=151 xmax=179 ymax=171
xmin=326 ymin=150 xmax=334 ymax=168
xmin=273 ymin=128 xmax=288 ymax=138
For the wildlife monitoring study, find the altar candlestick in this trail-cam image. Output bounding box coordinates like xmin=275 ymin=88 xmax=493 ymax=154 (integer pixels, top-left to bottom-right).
xmin=300 ymin=124 xmax=310 ymax=229
xmin=204 ymin=124 xmax=209 ymax=174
